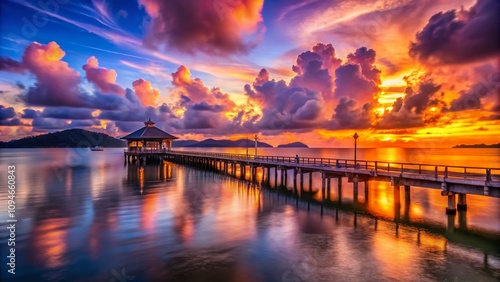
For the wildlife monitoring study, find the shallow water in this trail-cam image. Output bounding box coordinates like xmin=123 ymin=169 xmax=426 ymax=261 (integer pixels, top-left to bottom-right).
xmin=0 ymin=148 xmax=499 ymax=281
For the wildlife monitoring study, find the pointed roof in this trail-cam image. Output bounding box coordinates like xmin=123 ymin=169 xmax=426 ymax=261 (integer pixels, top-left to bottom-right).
xmin=121 ymin=119 xmax=178 ymax=140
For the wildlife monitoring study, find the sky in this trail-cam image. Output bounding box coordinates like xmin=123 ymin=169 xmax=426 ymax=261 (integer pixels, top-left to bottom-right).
xmin=0 ymin=0 xmax=499 ymax=147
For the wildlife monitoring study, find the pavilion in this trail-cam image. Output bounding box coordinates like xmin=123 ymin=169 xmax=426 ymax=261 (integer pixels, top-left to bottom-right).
xmin=121 ymin=118 xmax=178 ymax=152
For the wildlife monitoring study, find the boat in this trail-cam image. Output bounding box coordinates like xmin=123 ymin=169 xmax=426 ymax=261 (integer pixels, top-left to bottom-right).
xmin=90 ymin=146 xmax=104 ymax=151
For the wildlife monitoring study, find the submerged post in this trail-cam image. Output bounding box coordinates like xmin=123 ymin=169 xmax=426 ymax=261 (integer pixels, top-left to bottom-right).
xmin=293 ymin=169 xmax=298 ymax=195
xmin=327 ymin=177 xmax=331 ymax=201
xmin=457 ymin=194 xmax=467 ymax=211
xmin=446 ymin=193 xmax=457 ymax=214
xmin=284 ymin=169 xmax=288 ymax=187
xmin=309 ymin=172 xmax=313 ymax=192
xmin=353 ymin=174 xmax=359 ymax=194
xmin=338 ymin=177 xmax=343 ymax=203
xmin=404 ymin=185 xmax=411 ymax=206
xmin=300 ymin=170 xmax=304 ymax=192
xmin=392 ymin=177 xmax=401 ymax=210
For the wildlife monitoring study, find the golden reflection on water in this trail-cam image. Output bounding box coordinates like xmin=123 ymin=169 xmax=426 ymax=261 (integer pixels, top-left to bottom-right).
xmin=2 ymin=148 xmax=498 ymax=281
xmin=31 ymin=218 xmax=68 ymax=269
xmin=90 ymin=163 xmax=106 ymax=198
xmin=139 ymin=167 xmax=145 ymax=191
xmin=141 ymin=194 xmax=159 ymax=231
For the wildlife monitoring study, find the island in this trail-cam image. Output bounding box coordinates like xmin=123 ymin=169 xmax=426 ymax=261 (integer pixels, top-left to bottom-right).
xmin=453 ymin=143 xmax=500 ymax=148
xmin=0 ymin=129 xmax=126 ymax=148
xmin=277 ymin=142 xmax=309 ymax=148
xmin=172 ymin=140 xmax=199 ymax=147
xmin=174 ymin=138 xmax=273 ymax=148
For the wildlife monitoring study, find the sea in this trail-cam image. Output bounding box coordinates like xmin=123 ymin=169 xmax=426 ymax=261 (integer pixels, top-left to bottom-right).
xmin=0 ymin=147 xmax=499 ymax=281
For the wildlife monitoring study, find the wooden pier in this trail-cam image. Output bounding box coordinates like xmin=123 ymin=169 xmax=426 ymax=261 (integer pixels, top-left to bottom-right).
xmin=124 ymin=149 xmax=500 ymax=214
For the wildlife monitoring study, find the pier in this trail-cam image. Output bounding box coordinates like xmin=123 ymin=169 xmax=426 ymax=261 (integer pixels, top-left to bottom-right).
xmin=124 ymin=149 xmax=500 ymax=214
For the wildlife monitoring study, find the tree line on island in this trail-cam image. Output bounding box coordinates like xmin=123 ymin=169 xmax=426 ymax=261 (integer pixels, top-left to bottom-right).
xmin=0 ymin=129 xmax=309 ymax=148
xmin=453 ymin=143 xmax=500 ymax=148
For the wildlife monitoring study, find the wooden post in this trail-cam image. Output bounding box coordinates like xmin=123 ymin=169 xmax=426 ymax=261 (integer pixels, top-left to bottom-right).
xmin=284 ymin=169 xmax=288 ymax=188
xmin=293 ymin=169 xmax=298 ymax=195
xmin=457 ymin=194 xmax=467 ymax=211
xmin=274 ymin=167 xmax=278 ymax=187
xmin=353 ymin=178 xmax=359 ymax=207
xmin=458 ymin=209 xmax=467 ymax=231
xmin=267 ymin=167 xmax=271 ymax=184
xmin=353 ymin=175 xmax=359 ymax=194
xmin=393 ymin=178 xmax=401 ymax=219
xmin=404 ymin=185 xmax=410 ymax=203
xmin=446 ymin=194 xmax=457 ymax=214
xmin=309 ymin=172 xmax=313 ymax=192
xmin=251 ymin=165 xmax=255 ymax=182
xmin=338 ymin=177 xmax=342 ymax=203
xmin=327 ymin=176 xmax=331 ymax=201
xmin=321 ymin=172 xmax=325 ymax=215
xmin=300 ymin=170 xmax=304 ymax=192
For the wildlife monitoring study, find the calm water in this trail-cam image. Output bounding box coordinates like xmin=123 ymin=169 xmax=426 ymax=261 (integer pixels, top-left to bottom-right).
xmin=0 ymin=148 xmax=499 ymax=281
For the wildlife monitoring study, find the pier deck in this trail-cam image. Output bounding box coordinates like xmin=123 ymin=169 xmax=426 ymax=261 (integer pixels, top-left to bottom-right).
xmin=125 ymin=149 xmax=500 ymax=213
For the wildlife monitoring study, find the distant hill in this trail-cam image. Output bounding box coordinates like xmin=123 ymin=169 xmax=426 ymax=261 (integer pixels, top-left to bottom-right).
xmin=179 ymin=138 xmax=273 ymax=148
xmin=453 ymin=143 xmax=500 ymax=148
xmin=277 ymin=142 xmax=309 ymax=148
xmin=172 ymin=140 xmax=199 ymax=147
xmin=0 ymin=129 xmax=126 ymax=148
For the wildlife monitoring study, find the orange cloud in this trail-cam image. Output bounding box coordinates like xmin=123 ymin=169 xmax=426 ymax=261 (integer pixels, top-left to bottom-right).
xmin=21 ymin=41 xmax=83 ymax=107
xmin=132 ymin=78 xmax=160 ymax=107
xmin=139 ymin=0 xmax=264 ymax=54
xmin=83 ymin=56 xmax=125 ymax=95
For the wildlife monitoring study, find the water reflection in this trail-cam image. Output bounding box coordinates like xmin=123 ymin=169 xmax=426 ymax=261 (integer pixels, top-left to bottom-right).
xmin=1 ymin=149 xmax=499 ymax=281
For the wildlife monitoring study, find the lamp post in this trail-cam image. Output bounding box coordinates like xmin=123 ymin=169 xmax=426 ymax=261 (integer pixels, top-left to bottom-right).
xmin=254 ymin=134 xmax=258 ymax=156
xmin=353 ymin=132 xmax=359 ymax=168
xmin=246 ymin=136 xmax=249 ymax=157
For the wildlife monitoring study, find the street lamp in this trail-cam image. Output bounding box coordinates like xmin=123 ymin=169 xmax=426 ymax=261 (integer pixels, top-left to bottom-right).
xmin=254 ymin=134 xmax=258 ymax=156
xmin=246 ymin=135 xmax=249 ymax=157
xmin=353 ymin=132 xmax=359 ymax=168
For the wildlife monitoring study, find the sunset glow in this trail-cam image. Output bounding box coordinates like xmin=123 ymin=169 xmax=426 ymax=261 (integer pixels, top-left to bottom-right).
xmin=0 ymin=0 xmax=498 ymax=147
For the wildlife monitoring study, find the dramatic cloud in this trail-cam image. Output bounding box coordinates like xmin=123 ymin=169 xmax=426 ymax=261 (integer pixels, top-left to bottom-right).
xmin=32 ymin=117 xmax=69 ymax=131
xmin=139 ymin=0 xmax=264 ymax=54
xmin=346 ymin=47 xmax=381 ymax=84
xmin=334 ymin=64 xmax=378 ymax=105
xmin=20 ymin=41 xmax=84 ymax=107
xmin=40 ymin=107 xmax=95 ymax=120
xmin=171 ymin=65 xmax=237 ymax=130
xmin=0 ymin=118 xmax=23 ymax=126
xmin=244 ymin=68 xmax=324 ymax=131
xmin=0 ymin=105 xmax=16 ymax=120
xmin=21 ymin=109 xmax=39 ymax=119
xmin=329 ymin=98 xmax=372 ymax=129
xmin=326 ymin=47 xmax=381 ymax=129
xmin=0 ymin=105 xmax=21 ymax=126
xmin=290 ymin=43 xmax=341 ymax=101
xmin=376 ymin=76 xmax=445 ymax=129
xmin=0 ymin=57 xmax=26 ymax=73
xmin=448 ymin=64 xmax=500 ymax=112
xmin=0 ymin=42 xmax=134 ymax=110
xmin=83 ymin=56 xmax=125 ymax=95
xmin=132 ymin=78 xmax=160 ymax=107
xmin=67 ymin=119 xmax=100 ymax=128
xmin=240 ymin=45 xmax=384 ymax=132
xmin=105 ymin=121 xmax=118 ymax=135
xmin=334 ymin=47 xmax=380 ymax=105
xmin=410 ymin=0 xmax=500 ymax=64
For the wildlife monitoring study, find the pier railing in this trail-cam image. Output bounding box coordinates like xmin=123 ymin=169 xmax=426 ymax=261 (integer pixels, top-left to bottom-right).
xmin=161 ymin=150 xmax=500 ymax=182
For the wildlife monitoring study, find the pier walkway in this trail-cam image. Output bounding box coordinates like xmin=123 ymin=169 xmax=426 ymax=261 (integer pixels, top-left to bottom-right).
xmin=124 ymin=149 xmax=500 ymax=214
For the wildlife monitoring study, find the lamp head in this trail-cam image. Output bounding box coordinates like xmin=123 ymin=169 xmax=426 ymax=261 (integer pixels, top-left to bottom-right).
xmin=353 ymin=132 xmax=359 ymax=139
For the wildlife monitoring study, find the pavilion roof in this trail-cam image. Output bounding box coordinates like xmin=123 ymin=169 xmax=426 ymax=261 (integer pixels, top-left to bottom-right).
xmin=121 ymin=119 xmax=178 ymax=140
